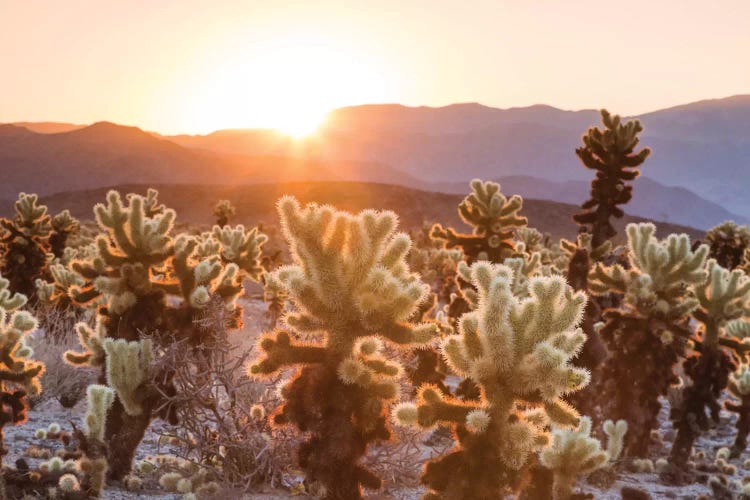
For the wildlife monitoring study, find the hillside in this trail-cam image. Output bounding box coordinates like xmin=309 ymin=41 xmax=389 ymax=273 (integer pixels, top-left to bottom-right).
xmin=33 ymin=182 xmax=703 ymax=242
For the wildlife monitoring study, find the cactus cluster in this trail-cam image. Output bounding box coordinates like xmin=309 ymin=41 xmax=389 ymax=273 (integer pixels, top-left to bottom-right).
xmin=590 ymin=223 xmax=708 ymax=456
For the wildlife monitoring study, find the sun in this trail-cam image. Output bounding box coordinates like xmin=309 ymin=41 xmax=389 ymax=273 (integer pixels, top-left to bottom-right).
xmin=183 ymin=37 xmax=390 ymax=135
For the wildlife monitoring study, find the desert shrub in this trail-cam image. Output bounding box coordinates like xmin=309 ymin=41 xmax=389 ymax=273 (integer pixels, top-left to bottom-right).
xmin=249 ymin=196 xmax=437 ymax=499
xmin=574 ymin=110 xmax=650 ymax=248
xmin=395 ymin=260 xmax=590 ymax=498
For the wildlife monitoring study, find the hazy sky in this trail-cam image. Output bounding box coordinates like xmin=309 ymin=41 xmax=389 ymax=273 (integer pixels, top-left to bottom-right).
xmin=1 ymin=0 xmax=749 ymax=134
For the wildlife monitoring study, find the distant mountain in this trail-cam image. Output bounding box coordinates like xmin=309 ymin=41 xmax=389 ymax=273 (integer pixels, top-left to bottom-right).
xmin=164 ymin=95 xmax=750 ymax=218
xmin=34 ymin=182 xmax=702 ymax=243
xmin=0 ymin=122 xmax=416 ymax=200
xmin=11 ymin=122 xmax=85 ymax=134
xmin=5 ymin=94 xmax=749 ymax=227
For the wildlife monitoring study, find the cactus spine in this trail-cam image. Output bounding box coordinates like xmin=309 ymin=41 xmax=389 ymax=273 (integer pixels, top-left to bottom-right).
xmin=574 ymin=110 xmax=650 ymax=248
xmin=249 ymin=196 xmax=437 ymax=499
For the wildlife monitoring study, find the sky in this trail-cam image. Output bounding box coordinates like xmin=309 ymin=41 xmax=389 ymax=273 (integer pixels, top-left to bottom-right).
xmin=1 ymin=0 xmax=749 ymax=134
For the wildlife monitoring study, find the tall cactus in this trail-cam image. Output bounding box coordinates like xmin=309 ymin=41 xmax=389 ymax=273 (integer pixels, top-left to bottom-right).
xmin=590 ymin=223 xmax=708 ymax=456
xmin=64 ymin=189 xmax=266 ymax=479
xmin=669 ymin=260 xmax=750 ymax=468
xmin=394 ymin=261 xmax=589 ymax=498
xmin=574 ymin=110 xmax=651 ymax=248
xmin=431 ymin=179 xmax=527 ymax=263
xmin=249 ymin=196 xmax=437 ymax=499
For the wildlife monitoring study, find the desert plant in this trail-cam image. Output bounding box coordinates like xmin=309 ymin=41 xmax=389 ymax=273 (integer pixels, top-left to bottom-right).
xmin=590 ymin=223 xmax=708 ymax=456
xmin=0 ymin=193 xmax=53 ymax=298
xmin=49 ymin=210 xmax=80 ymax=259
xmin=213 ymin=199 xmax=236 ymax=228
xmin=431 ymin=179 xmax=527 ymax=264
xmin=540 ymin=417 xmax=627 ymax=500
xmin=249 ymin=196 xmax=437 ymax=499
xmin=726 ymin=363 xmax=750 ymax=458
xmin=706 ymin=221 xmax=750 ymax=270
xmin=0 ymin=274 xmax=44 ymax=458
xmin=669 ymin=260 xmax=750 ymax=468
xmin=394 ymin=261 xmax=590 ymax=499
xmin=574 ymin=110 xmax=651 ymax=248
xmin=63 ymin=188 xmax=266 ymax=479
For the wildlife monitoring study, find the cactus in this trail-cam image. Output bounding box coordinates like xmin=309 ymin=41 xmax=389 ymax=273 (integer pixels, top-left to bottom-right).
xmin=590 ymin=223 xmax=708 ymax=456
xmin=213 ymin=199 xmax=236 ymax=228
xmin=64 ymin=189 xmax=266 ymax=479
xmin=49 ymin=210 xmax=80 ymax=259
xmin=726 ymin=363 xmax=750 ymax=458
xmin=669 ymin=259 xmax=750 ymax=468
xmin=431 ymin=179 xmax=527 ymax=264
xmin=574 ymin=110 xmax=651 ymax=248
xmin=706 ymin=221 xmax=750 ymax=270
xmin=394 ymin=261 xmax=589 ymax=498
xmin=540 ymin=417 xmax=627 ymax=500
xmin=0 ymin=274 xmax=44 ymax=458
xmin=249 ymin=196 xmax=437 ymax=499
xmin=0 ymin=193 xmax=53 ymax=298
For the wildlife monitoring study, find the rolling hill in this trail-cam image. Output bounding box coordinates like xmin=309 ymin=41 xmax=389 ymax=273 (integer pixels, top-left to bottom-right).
xmin=33 ymin=182 xmax=703 ymax=243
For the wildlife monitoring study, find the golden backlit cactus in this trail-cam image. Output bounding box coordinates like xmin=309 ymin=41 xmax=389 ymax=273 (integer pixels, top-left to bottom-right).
xmin=103 ymin=339 xmax=152 ymax=417
xmin=540 ymin=417 xmax=627 ymax=500
xmin=249 ymin=196 xmax=437 ymax=499
xmin=591 ymin=222 xmax=708 ymax=456
xmin=0 ymin=274 xmax=44 ymax=458
xmin=394 ymin=261 xmax=588 ymax=498
xmin=431 ymin=179 xmax=527 ymax=263
xmin=212 ymin=199 xmax=236 ymax=228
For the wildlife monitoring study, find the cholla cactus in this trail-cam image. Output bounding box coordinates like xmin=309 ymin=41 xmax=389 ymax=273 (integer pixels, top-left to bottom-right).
xmin=74 ymin=385 xmax=114 ymax=497
xmin=431 ymin=179 xmax=527 ymax=263
xmin=0 ymin=275 xmax=44 ymax=458
xmin=249 ymin=196 xmax=436 ymax=499
xmin=726 ymin=363 xmax=750 ymax=458
xmin=35 ymin=263 xmax=84 ymax=309
xmin=64 ymin=189 xmax=265 ymax=479
xmin=540 ymin=417 xmax=627 ymax=500
xmin=591 ymin=223 xmax=708 ymax=456
xmin=49 ymin=209 xmax=80 ymax=259
xmin=394 ymin=261 xmax=589 ymax=498
xmin=0 ymin=193 xmax=53 ymax=298
xmin=670 ymin=260 xmax=750 ymax=467
xmin=574 ymin=110 xmax=651 ymax=248
xmin=706 ymin=221 xmax=750 ymax=270
xmin=213 ymin=199 xmax=236 ymax=228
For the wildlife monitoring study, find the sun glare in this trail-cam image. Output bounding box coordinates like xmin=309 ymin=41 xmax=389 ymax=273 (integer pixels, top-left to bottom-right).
xmin=183 ymin=37 xmax=390 ymax=136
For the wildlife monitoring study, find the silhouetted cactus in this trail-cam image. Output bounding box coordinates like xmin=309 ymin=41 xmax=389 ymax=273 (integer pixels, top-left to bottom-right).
xmin=249 ymin=196 xmax=437 ymax=499
xmin=431 ymin=179 xmax=527 ymax=263
xmin=669 ymin=260 xmax=750 ymax=468
xmin=394 ymin=261 xmax=589 ymax=498
xmin=574 ymin=110 xmax=651 ymax=248
xmin=213 ymin=199 xmax=236 ymax=228
xmin=591 ymin=223 xmax=708 ymax=456
xmin=706 ymin=221 xmax=750 ymax=270
xmin=63 ymin=188 xmax=266 ymax=479
xmin=49 ymin=210 xmax=80 ymax=259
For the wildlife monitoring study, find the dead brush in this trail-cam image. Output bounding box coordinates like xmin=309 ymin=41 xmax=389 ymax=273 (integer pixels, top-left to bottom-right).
xmin=153 ymin=297 xmax=297 ymax=492
xmin=28 ymin=305 xmax=95 ymax=409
